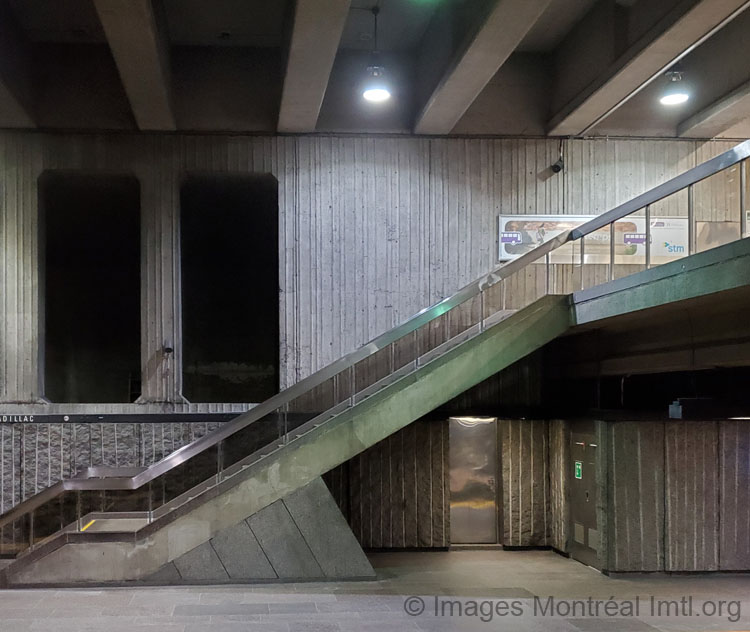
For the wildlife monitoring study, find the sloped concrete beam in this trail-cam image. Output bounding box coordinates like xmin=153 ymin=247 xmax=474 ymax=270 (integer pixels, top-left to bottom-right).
xmin=414 ymin=0 xmax=553 ymax=135
xmin=678 ymin=79 xmax=750 ymax=138
xmin=548 ymin=0 xmax=750 ymax=136
xmin=94 ymin=0 xmax=176 ymax=130
xmin=277 ymin=0 xmax=350 ymax=133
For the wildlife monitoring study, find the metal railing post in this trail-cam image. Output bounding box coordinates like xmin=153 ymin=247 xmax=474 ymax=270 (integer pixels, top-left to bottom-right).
xmin=741 ymin=160 xmax=747 ymax=238
xmin=688 ymin=184 xmax=695 ymax=254
xmin=479 ymin=291 xmax=485 ymax=332
xmin=545 ymin=253 xmax=551 ymax=294
xmin=645 ymin=205 xmax=651 ymax=269
xmin=609 ymin=222 xmax=616 ymax=281
xmin=579 ymin=237 xmax=585 ymax=290
xmin=217 ymin=441 xmax=224 ymax=482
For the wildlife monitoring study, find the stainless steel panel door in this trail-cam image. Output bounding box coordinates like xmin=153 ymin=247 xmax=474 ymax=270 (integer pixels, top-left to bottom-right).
xmin=570 ymin=420 xmax=599 ymax=568
xmin=449 ymin=417 xmax=498 ymax=544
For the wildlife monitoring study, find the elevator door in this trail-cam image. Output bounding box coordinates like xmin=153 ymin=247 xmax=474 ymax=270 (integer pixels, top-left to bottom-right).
xmin=449 ymin=417 xmax=498 ymax=544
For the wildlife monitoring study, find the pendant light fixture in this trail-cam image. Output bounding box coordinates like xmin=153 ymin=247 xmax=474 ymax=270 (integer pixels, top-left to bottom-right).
xmin=362 ymin=6 xmax=391 ymax=103
xmin=659 ymin=68 xmax=689 ymax=106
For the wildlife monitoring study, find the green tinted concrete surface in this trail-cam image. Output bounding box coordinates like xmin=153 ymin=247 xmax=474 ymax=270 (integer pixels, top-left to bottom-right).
xmin=3 ymin=550 xmax=750 ymax=631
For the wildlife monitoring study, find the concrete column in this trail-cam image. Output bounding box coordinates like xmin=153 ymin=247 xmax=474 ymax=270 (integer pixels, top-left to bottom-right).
xmin=0 ymin=143 xmax=44 ymax=403
xmin=136 ymin=158 xmax=184 ymax=403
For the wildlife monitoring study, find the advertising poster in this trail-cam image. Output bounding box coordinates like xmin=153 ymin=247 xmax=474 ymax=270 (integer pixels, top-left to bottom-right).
xmin=498 ymin=215 xmax=690 ymax=264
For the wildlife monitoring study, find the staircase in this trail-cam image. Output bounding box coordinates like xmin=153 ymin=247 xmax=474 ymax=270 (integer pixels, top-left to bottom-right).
xmin=1 ymin=140 xmax=750 ymax=586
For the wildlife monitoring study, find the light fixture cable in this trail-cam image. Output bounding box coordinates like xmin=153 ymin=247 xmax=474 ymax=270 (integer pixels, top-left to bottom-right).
xmin=361 ymin=3 xmax=391 ymax=102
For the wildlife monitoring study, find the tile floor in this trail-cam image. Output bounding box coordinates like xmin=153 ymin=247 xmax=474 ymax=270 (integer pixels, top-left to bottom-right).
xmin=2 ymin=550 xmax=750 ymax=631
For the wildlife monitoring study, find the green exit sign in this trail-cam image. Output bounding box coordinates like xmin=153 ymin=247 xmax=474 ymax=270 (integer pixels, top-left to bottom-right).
xmin=575 ymin=461 xmax=583 ymax=479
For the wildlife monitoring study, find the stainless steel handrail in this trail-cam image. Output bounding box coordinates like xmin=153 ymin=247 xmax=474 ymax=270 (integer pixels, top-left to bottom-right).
xmin=2 ymin=139 xmax=749 ymax=530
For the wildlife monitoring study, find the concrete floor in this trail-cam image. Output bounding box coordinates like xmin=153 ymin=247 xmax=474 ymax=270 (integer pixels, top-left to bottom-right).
xmin=2 ymin=550 xmax=750 ymax=631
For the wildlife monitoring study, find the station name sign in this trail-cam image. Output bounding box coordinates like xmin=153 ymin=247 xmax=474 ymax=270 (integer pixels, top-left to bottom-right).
xmin=0 ymin=412 xmax=241 ymax=424
xmin=0 ymin=414 xmax=35 ymax=423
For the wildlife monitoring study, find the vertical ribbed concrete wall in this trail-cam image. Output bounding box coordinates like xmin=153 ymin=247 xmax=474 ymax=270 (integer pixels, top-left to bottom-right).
xmin=328 ymin=416 xmax=554 ymax=549
xmin=604 ymin=420 xmax=750 ymax=573
xmin=606 ymin=421 xmax=665 ymax=571
xmin=0 ymin=420 xmax=223 ymax=513
xmin=548 ymin=419 xmax=569 ymax=553
xmin=720 ymin=421 xmax=750 ymax=570
xmin=0 ymin=133 xmax=739 ymax=404
xmin=665 ymin=421 xmax=719 ymax=571
xmin=500 ymin=419 xmax=550 ymax=547
xmin=326 ymin=418 xmax=449 ymax=549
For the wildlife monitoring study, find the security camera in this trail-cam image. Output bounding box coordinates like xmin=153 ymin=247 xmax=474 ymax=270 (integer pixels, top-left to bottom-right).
xmin=551 ymin=158 xmax=564 ymax=173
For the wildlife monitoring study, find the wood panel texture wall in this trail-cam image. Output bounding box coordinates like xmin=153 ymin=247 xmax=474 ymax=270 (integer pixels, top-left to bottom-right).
xmin=0 ymin=132 xmax=740 ymax=405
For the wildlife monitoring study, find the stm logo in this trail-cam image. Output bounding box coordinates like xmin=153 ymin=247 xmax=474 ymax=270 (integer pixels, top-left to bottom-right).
xmin=664 ymin=241 xmax=685 ymax=253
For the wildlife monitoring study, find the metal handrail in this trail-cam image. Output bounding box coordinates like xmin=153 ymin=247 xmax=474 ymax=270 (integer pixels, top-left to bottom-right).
xmin=2 ymin=139 xmax=749 ymax=530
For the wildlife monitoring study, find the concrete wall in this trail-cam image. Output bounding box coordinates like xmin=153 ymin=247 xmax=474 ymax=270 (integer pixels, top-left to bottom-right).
xmin=0 ymin=132 xmax=739 ymax=405
xmin=0 ymin=420 xmax=223 ymax=513
xmin=603 ymin=420 xmax=750 ymax=573
xmin=329 ymin=416 xmax=558 ymax=550
xmin=325 ymin=417 xmax=449 ymax=549
xmin=605 ymin=421 xmax=665 ymax=571
xmin=500 ymin=419 xmax=551 ymax=547
xmin=720 ymin=421 xmax=750 ymax=570
xmin=548 ymin=419 xmax=569 ymax=553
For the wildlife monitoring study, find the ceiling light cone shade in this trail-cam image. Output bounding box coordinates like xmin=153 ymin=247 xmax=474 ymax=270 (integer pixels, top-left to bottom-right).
xmin=362 ymin=66 xmax=391 ymax=102
xmin=660 ymin=76 xmax=689 ymax=106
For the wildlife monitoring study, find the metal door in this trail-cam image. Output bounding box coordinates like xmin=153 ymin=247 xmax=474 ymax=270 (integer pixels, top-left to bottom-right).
xmin=449 ymin=417 xmax=498 ymax=544
xmin=570 ymin=420 xmax=599 ymax=567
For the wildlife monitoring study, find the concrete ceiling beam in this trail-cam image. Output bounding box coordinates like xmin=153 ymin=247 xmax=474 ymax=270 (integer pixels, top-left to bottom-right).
xmin=94 ymin=0 xmax=176 ymax=131
xmin=0 ymin=2 xmax=35 ymax=128
xmin=277 ymin=0 xmax=350 ymax=133
xmin=548 ymin=0 xmax=750 ymax=137
xmin=678 ymin=79 xmax=750 ymax=138
xmin=414 ymin=0 xmax=553 ymax=135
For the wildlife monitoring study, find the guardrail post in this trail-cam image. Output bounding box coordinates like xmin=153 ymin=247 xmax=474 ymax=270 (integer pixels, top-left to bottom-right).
xmin=479 ymin=291 xmax=485 ymax=332
xmin=76 ymin=490 xmax=82 ymax=532
xmin=645 ymin=205 xmax=651 ymax=269
xmin=609 ymin=223 xmax=615 ymax=281
xmin=688 ymin=184 xmax=695 ymax=254
xmin=217 ymin=441 xmax=224 ymax=482
xmin=741 ymin=160 xmax=747 ymax=238
xmin=579 ymin=237 xmax=585 ymax=290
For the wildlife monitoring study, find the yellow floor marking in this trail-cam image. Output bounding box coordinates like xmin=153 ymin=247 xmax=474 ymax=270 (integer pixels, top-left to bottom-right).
xmin=80 ymin=519 xmax=96 ymax=532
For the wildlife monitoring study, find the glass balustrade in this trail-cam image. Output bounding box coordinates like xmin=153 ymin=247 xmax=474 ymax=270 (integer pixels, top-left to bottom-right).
xmin=0 ymin=147 xmax=748 ymax=561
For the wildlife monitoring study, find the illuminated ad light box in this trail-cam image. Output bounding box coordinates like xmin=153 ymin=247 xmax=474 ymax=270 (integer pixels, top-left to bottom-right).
xmin=498 ymin=215 xmax=689 ymax=264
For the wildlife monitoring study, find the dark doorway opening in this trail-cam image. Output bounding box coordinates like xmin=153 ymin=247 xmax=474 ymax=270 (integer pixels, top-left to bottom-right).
xmin=180 ymin=174 xmax=279 ymax=402
xmin=41 ymin=172 xmax=141 ymax=403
